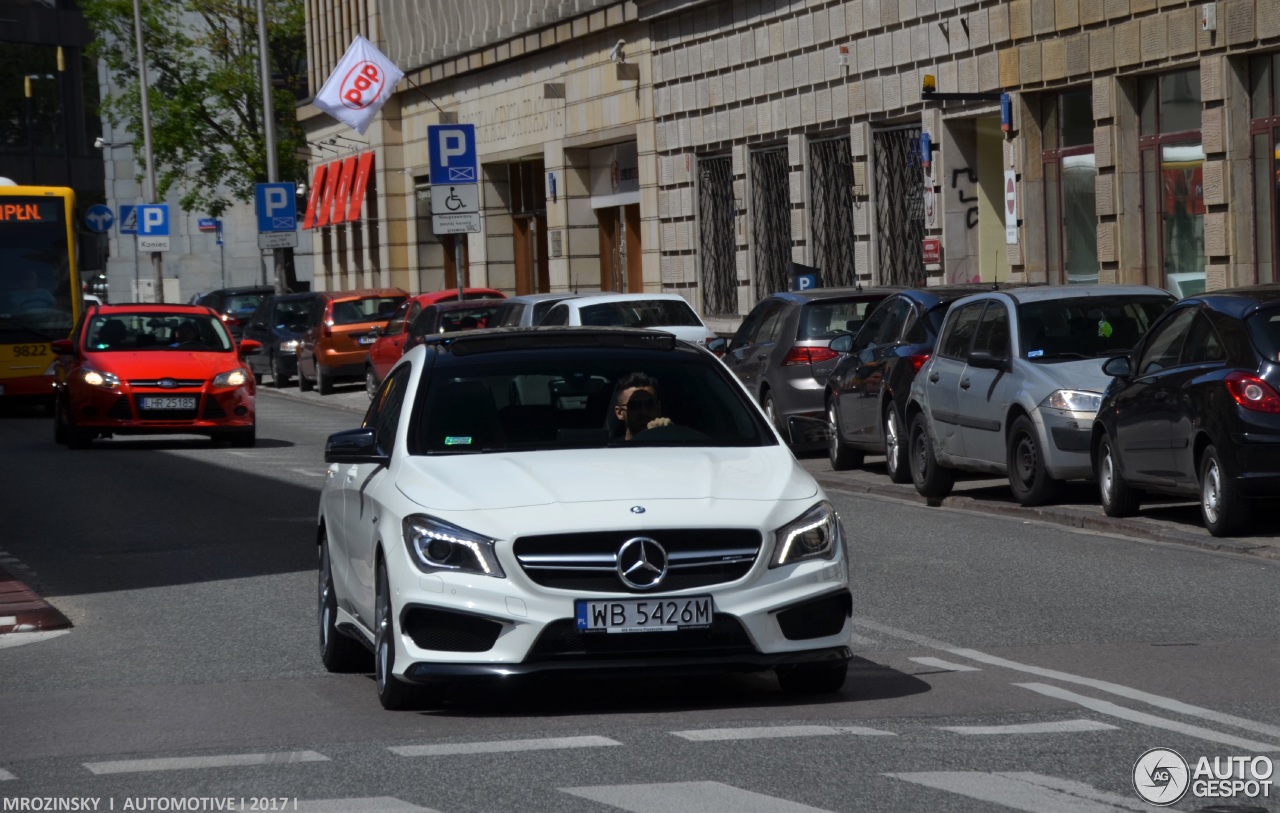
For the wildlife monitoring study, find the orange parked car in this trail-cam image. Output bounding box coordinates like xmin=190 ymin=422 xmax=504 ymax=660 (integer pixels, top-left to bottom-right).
xmin=296 ymin=289 xmax=407 ymax=394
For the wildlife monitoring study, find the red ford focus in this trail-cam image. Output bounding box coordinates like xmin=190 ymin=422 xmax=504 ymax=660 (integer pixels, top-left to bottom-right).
xmin=51 ymin=304 xmax=261 ymax=448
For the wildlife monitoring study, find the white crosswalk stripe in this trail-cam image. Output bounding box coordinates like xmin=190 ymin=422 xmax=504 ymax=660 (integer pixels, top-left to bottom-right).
xmin=886 ymin=771 xmax=1152 ymax=812
xmin=562 ymin=781 xmax=834 ymax=813
xmin=84 ymin=750 xmax=329 ymax=775
xmin=390 ymin=735 xmax=620 ymax=757
xmin=672 ymin=725 xmax=895 ymax=741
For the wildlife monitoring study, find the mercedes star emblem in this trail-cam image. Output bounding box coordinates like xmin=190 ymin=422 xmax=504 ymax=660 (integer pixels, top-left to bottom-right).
xmin=616 ymin=537 xmax=668 ymax=590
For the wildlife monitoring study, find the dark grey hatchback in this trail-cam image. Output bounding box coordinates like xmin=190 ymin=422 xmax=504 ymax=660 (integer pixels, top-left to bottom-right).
xmin=722 ymin=287 xmax=899 ymax=444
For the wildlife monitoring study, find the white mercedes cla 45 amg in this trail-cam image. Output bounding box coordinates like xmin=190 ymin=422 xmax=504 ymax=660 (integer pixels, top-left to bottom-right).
xmin=317 ymin=328 xmax=852 ymax=709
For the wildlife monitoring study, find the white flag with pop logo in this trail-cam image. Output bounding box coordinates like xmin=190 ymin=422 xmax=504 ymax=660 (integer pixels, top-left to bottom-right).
xmin=313 ymin=35 xmax=405 ymax=135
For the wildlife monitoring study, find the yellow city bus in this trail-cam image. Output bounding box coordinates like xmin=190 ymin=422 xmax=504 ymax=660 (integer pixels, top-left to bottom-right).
xmin=0 ymin=184 xmax=81 ymax=405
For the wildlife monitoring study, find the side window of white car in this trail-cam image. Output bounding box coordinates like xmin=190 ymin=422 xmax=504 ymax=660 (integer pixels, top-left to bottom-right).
xmin=371 ymin=369 xmax=411 ymax=455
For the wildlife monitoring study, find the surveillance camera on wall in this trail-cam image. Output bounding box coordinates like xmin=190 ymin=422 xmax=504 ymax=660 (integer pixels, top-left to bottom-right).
xmin=609 ymin=40 xmax=626 ymax=62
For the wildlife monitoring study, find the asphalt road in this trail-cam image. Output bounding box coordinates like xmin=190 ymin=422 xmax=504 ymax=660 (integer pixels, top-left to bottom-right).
xmin=0 ymin=390 xmax=1277 ymax=813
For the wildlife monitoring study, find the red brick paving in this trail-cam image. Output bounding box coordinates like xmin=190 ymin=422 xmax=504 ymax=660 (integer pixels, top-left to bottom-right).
xmin=0 ymin=564 xmax=71 ymax=633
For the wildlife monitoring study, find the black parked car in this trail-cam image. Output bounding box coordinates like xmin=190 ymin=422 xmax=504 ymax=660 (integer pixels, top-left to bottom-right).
xmin=241 ymin=293 xmax=318 ymax=387
xmin=722 ymin=286 xmax=899 ymax=446
xmin=1092 ymin=284 xmax=1280 ymax=537
xmin=197 ymin=286 xmax=276 ymax=338
xmin=824 ymin=285 xmax=1029 ymax=481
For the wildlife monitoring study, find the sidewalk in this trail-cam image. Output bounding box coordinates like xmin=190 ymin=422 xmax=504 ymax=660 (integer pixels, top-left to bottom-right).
xmin=800 ymin=457 xmax=1280 ymax=561
xmin=0 ymin=563 xmax=71 ymax=634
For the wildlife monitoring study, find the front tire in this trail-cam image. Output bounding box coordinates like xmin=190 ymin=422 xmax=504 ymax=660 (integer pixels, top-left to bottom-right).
xmin=1200 ymin=445 xmax=1250 ymax=537
xmin=883 ymin=403 xmax=910 ymax=484
xmin=317 ymin=363 xmax=334 ymax=396
xmin=827 ymin=398 xmax=862 ymax=470
xmin=375 ymin=561 xmax=426 ymax=710
xmin=270 ymin=355 xmax=291 ymax=388
xmin=319 ymin=533 xmax=371 ymax=673
xmin=1007 ymin=415 xmax=1061 ymax=507
xmin=298 ymin=357 xmax=314 ymax=392
xmin=909 ymin=412 xmax=954 ymax=502
xmin=53 ymin=394 xmax=68 ymax=445
xmin=761 ymin=390 xmax=778 ymax=432
xmin=776 ymin=662 xmax=848 ymax=695
xmin=365 ymin=366 xmax=379 ymax=400
xmin=1097 ymin=433 xmax=1140 ymax=517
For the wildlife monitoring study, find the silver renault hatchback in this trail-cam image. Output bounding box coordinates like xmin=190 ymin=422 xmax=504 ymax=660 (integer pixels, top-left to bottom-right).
xmin=905 ymin=285 xmax=1175 ymax=506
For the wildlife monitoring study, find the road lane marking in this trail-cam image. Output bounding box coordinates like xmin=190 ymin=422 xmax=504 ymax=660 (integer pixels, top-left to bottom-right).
xmin=294 ymin=799 xmax=439 ymax=812
xmin=390 ymin=735 xmax=620 ymax=756
xmin=672 ymin=725 xmax=892 ymax=741
xmin=83 ymin=750 xmax=329 ymax=775
xmin=290 ymin=468 xmax=326 ymax=477
xmin=1017 ymin=683 xmax=1280 ymax=752
xmin=834 ymin=726 xmax=897 ymax=735
xmin=938 ymin=719 xmax=1118 ymax=735
xmin=0 ymin=630 xmax=70 ymax=649
xmin=855 ymin=617 xmax=1280 ymax=741
xmin=886 ymin=771 xmax=1151 ymax=812
xmin=909 ymin=656 xmax=980 ymax=672
xmin=0 ymin=768 xmax=15 ymax=781
xmin=562 ymin=781 xmax=834 ymax=813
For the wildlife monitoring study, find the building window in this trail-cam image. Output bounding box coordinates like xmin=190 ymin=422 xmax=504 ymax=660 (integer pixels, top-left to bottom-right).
xmin=1251 ymin=53 xmax=1280 ymax=286
xmin=1140 ymin=71 xmax=1205 ymax=297
xmin=1042 ymin=89 xmax=1098 ymax=284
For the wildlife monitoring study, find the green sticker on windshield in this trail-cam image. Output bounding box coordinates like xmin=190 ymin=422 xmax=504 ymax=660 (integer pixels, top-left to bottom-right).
xmin=444 ymin=436 xmax=472 ymax=446
xmin=1098 ymin=320 xmax=1113 ymax=338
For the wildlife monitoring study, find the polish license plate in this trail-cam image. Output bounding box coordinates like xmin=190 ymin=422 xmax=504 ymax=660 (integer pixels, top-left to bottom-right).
xmin=140 ymin=396 xmax=196 ymax=410
xmin=357 ymin=335 xmax=377 ymax=345
xmin=575 ymin=596 xmax=713 ymax=633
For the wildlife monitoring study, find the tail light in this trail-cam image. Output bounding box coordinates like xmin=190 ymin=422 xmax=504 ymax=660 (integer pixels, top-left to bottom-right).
xmin=907 ymin=353 xmax=931 ymax=372
xmin=1225 ymin=371 xmax=1280 ymax=413
xmin=322 ymin=302 xmax=334 ymax=338
xmin=783 ymin=346 xmax=840 ymax=366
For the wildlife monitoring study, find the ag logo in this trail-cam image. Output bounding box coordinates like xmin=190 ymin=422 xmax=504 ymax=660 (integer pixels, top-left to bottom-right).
xmin=340 ymin=61 xmax=384 ymax=109
xmin=1133 ymin=747 xmax=1190 ymax=806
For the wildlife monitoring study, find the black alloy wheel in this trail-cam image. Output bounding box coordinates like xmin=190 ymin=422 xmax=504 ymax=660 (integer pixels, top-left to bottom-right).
xmin=1097 ymin=433 xmax=1140 ymax=517
xmin=375 ymin=561 xmax=430 ymax=710
xmin=827 ymin=397 xmax=862 ymax=470
xmin=318 ymin=532 xmax=371 ymax=673
xmin=270 ymin=355 xmax=290 ymax=388
xmin=883 ymin=403 xmax=911 ymax=484
xmin=908 ymin=412 xmax=954 ymax=503
xmin=1006 ymin=415 xmax=1061 ymax=507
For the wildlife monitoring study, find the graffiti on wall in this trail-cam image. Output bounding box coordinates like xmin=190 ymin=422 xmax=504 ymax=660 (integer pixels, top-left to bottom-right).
xmin=948 ymin=167 xmax=980 ymax=284
xmin=952 ymin=168 xmax=978 ymax=229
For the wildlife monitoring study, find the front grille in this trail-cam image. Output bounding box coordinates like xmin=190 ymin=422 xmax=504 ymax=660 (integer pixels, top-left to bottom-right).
xmin=525 ymin=615 xmax=755 ymax=662
xmin=201 ymin=397 xmax=226 ymax=418
xmin=774 ymin=591 xmax=852 ymax=641
xmin=131 ymin=396 xmax=198 ymax=421
xmin=128 ymin=379 xmax=206 ymax=388
xmin=513 ymin=529 xmax=761 ymax=594
xmin=401 ymin=606 xmax=504 ymax=652
xmin=107 ymin=396 xmax=133 ymax=420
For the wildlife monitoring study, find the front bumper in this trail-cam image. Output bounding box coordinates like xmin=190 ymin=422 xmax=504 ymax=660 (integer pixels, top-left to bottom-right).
xmin=70 ymin=382 xmax=255 ymax=432
xmin=1034 ymin=406 xmax=1096 ymax=479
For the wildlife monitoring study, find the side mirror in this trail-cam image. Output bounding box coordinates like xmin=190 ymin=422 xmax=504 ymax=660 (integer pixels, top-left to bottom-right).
xmin=238 ymin=338 xmax=263 ymax=356
xmin=830 ymin=334 xmax=854 ymax=354
xmin=369 ymin=325 xmax=383 ymax=338
xmin=50 ymin=338 xmax=76 ymax=355
xmin=1102 ymin=355 xmax=1132 ymax=378
xmin=706 ymin=337 xmax=727 ymax=354
xmin=967 ymin=349 xmax=1008 ymax=371
xmin=324 ymin=427 xmax=388 ymax=465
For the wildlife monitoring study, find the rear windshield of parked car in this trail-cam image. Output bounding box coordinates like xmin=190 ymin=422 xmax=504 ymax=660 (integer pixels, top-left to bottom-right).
xmin=1018 ymin=295 xmax=1173 ymax=360
xmin=578 ymin=300 xmax=702 ymax=328
xmin=85 ymin=313 xmax=232 ymax=352
xmin=410 ymin=348 xmax=773 ymax=454
xmin=438 ymin=305 xmax=501 ymax=333
xmin=331 ymin=296 xmax=406 ymax=326
xmin=225 ymin=294 xmax=266 ymax=313
xmin=1247 ymin=307 xmax=1280 ymax=362
xmin=799 ymin=298 xmax=884 ymax=340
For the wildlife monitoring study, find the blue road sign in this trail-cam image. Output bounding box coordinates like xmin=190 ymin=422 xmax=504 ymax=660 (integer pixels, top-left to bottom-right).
xmin=84 ymin=205 xmax=114 ymax=234
xmin=119 ymin=205 xmax=137 ymax=234
xmin=197 ymin=217 xmax=220 ymax=232
xmin=255 ymin=182 xmax=297 ymax=232
xmin=137 ymin=204 xmax=170 ymax=236
xmin=428 ymin=124 xmax=477 ymax=186
xmin=795 ymin=273 xmax=819 ymax=291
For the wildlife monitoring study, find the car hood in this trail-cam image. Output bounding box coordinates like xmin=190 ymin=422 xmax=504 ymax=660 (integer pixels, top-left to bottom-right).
xmin=1017 ymin=357 xmax=1113 ymax=397
xmin=395 ymin=445 xmax=817 ymax=511
xmin=87 ymin=351 xmax=244 ymax=380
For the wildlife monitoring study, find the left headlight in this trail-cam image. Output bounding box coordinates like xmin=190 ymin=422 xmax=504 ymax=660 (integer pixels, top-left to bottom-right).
xmin=770 ymin=501 xmax=842 ymax=568
xmin=81 ymin=369 xmax=120 ymax=389
xmin=403 ymin=515 xmax=505 ymax=578
xmin=1041 ymin=389 xmax=1103 ymax=413
xmin=212 ymin=368 xmax=249 ymax=388
xmin=278 ymin=340 xmax=299 ymax=353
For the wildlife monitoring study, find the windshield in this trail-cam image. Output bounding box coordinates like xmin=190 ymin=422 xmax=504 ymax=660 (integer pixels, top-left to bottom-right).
xmin=799 ymin=298 xmax=884 ymax=340
xmin=439 ymin=304 xmax=501 ymax=333
xmin=85 ymin=313 xmax=233 ymax=352
xmin=578 ymin=300 xmax=702 ymax=328
xmin=0 ymin=195 xmax=74 ymax=342
xmin=1247 ymin=307 xmax=1280 ymax=362
xmin=225 ymin=293 xmax=267 ymax=314
xmin=275 ymin=298 xmax=312 ymax=330
xmin=331 ymin=296 xmax=405 ymax=326
xmin=1019 ymin=295 xmax=1172 ymax=360
xmin=411 ymin=349 xmax=773 ymax=454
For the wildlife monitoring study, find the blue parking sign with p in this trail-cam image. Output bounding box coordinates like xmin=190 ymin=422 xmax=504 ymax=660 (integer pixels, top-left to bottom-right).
xmin=428 ymin=124 xmax=477 ymax=186
xmin=256 ymin=182 xmax=297 ymax=232
xmin=137 ymin=204 xmax=169 ymax=236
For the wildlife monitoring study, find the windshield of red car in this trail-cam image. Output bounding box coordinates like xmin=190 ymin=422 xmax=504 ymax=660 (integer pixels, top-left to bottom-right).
xmin=84 ymin=313 xmax=233 ymax=352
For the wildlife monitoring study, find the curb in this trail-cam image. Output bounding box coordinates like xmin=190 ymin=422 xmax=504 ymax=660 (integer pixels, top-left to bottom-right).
xmin=257 ymin=385 xmax=369 ymax=415
xmin=0 ymin=564 xmax=72 ymax=634
xmin=812 ymin=474 xmax=1280 ymax=563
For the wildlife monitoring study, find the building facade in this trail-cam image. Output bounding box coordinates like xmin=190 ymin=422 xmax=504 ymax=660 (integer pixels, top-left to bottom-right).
xmin=300 ymin=0 xmax=1280 ymax=329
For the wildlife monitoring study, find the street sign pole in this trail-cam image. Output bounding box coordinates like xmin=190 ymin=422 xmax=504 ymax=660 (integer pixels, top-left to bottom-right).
xmin=132 ymin=0 xmax=164 ymax=301
xmin=218 ymin=221 xmax=226 ymax=288
xmin=456 ymin=235 xmax=465 ymax=301
xmin=255 ymin=0 xmax=286 ymax=294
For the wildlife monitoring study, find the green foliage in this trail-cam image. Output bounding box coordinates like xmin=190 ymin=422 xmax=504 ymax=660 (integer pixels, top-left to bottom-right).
xmin=83 ymin=0 xmax=307 ymax=218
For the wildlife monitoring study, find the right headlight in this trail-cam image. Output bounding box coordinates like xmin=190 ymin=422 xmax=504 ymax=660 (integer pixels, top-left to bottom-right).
xmin=402 ymin=514 xmax=505 ymax=578
xmin=770 ymin=501 xmax=842 ymax=568
xmin=1041 ymin=389 xmax=1103 ymax=414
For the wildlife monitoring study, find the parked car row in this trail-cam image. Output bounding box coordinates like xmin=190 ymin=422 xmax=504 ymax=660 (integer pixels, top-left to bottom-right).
xmin=727 ymin=281 xmax=1280 ymax=538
